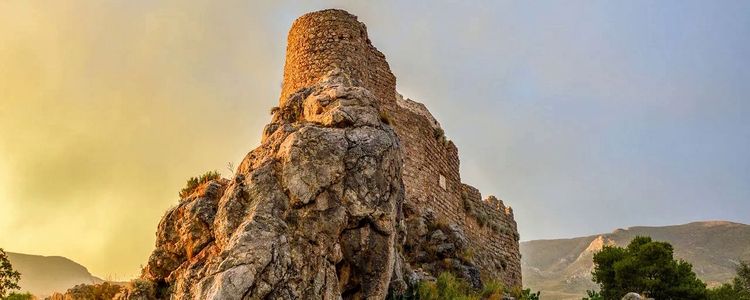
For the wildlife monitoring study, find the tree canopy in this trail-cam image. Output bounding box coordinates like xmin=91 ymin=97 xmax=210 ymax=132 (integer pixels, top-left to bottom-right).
xmin=707 ymin=261 xmax=750 ymax=300
xmin=591 ymin=236 xmax=707 ymax=300
xmin=0 ymin=248 xmax=21 ymax=298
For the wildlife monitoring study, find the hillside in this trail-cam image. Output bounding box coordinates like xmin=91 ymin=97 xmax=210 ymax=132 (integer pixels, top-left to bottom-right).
xmin=7 ymin=252 xmax=103 ymax=297
xmin=521 ymin=221 xmax=750 ymax=300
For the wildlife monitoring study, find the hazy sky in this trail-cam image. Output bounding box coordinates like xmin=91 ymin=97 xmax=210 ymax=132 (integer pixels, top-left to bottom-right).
xmin=1 ymin=1 xmax=748 ymax=280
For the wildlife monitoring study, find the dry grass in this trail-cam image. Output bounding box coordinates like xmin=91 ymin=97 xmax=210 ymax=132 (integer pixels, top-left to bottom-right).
xmin=179 ymin=170 xmax=220 ymax=198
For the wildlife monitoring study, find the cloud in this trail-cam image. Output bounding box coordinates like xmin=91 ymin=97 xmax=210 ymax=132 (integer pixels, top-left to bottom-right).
xmin=1 ymin=0 xmax=749 ymax=279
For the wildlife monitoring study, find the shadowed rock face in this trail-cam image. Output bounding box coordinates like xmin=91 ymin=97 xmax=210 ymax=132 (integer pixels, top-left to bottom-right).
xmin=142 ymin=69 xmax=404 ymax=299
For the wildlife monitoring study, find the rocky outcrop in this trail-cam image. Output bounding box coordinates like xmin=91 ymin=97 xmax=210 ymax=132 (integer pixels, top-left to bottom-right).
xmin=401 ymin=205 xmax=483 ymax=290
xmin=134 ymin=8 xmax=522 ymax=300
xmin=140 ymin=70 xmax=404 ymax=299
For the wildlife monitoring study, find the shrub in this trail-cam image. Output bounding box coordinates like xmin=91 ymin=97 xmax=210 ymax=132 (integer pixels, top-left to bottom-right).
xmin=460 ymin=248 xmax=475 ymax=263
xmin=4 ymin=292 xmax=34 ymax=300
xmin=418 ymin=272 xmax=477 ymax=300
xmin=416 ymin=271 xmax=537 ymax=300
xmin=116 ymin=278 xmax=158 ymax=299
xmin=474 ymin=212 xmax=488 ymax=227
xmin=130 ymin=278 xmax=156 ymax=296
xmin=418 ymin=280 xmax=439 ymax=300
xmin=379 ymin=110 xmax=393 ymax=125
xmin=509 ymin=286 xmax=541 ymax=300
xmin=432 ymin=127 xmax=445 ymax=140
xmin=179 ymin=170 xmax=221 ymax=198
xmin=481 ymin=280 xmax=504 ymax=299
xmin=582 ymin=290 xmax=603 ymax=300
xmin=62 ymin=282 xmax=123 ymax=299
xmin=429 ymin=220 xmax=451 ymax=233
xmin=490 ymin=223 xmax=500 ymax=233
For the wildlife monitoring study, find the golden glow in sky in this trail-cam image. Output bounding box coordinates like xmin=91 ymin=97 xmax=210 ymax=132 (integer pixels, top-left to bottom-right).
xmin=0 ymin=1 xmax=284 ymax=279
xmin=2 ymin=0 xmax=749 ymax=281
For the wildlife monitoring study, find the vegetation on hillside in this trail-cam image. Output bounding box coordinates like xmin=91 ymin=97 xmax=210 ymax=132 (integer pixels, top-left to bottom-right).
xmin=707 ymin=261 xmax=750 ymax=300
xmin=3 ymin=292 xmax=33 ymax=300
xmin=389 ymin=271 xmax=539 ymax=300
xmin=584 ymin=236 xmax=750 ymax=300
xmin=178 ymin=170 xmax=221 ymax=198
xmin=115 ymin=278 xmax=162 ymax=299
xmin=50 ymin=278 xmax=168 ymax=300
xmin=0 ymin=248 xmax=21 ymax=298
xmin=62 ymin=282 xmax=123 ymax=299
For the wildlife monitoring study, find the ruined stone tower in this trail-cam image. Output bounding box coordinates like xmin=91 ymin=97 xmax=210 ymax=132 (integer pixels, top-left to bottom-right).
xmin=280 ymin=10 xmax=395 ymax=108
xmin=281 ymin=9 xmax=522 ymax=287
xmin=134 ymin=9 xmax=521 ymax=300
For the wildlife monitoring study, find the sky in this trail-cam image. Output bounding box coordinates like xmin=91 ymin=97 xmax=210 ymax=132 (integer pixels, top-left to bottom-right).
xmin=1 ymin=0 xmax=749 ymax=280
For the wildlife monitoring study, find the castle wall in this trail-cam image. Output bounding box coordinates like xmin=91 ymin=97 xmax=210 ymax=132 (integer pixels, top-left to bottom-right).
xmin=462 ymin=184 xmax=523 ymax=287
xmin=280 ymin=9 xmax=522 ymax=288
xmin=388 ymin=95 xmax=466 ymax=225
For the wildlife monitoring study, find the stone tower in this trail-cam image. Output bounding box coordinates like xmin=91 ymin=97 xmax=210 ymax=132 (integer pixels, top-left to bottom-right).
xmin=280 ymin=9 xmax=395 ymax=108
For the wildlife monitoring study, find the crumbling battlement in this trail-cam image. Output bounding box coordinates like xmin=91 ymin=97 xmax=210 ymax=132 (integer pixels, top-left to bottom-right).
xmin=462 ymin=185 xmax=522 ymax=286
xmin=281 ymin=9 xmax=522 ymax=288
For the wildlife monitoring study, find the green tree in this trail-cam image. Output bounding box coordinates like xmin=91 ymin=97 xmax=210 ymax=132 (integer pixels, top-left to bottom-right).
xmin=0 ymin=248 xmax=21 ymax=298
xmin=708 ymin=283 xmax=739 ymax=300
xmin=708 ymin=261 xmax=750 ymax=300
xmin=736 ymin=261 xmax=750 ymax=296
xmin=591 ymin=236 xmax=707 ymax=300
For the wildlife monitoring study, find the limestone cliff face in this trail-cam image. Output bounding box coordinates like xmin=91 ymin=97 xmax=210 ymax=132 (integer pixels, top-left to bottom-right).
xmin=136 ymin=9 xmax=522 ymax=300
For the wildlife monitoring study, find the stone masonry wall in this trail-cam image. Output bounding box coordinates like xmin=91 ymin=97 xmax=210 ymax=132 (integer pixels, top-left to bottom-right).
xmin=390 ymin=94 xmax=465 ymax=225
xmin=280 ymin=9 xmax=522 ymax=288
xmin=462 ymin=184 xmax=522 ymax=287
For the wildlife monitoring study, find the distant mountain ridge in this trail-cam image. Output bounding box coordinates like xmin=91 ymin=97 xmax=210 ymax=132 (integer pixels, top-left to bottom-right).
xmin=521 ymin=221 xmax=750 ymax=300
xmin=7 ymin=251 xmax=103 ymax=297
